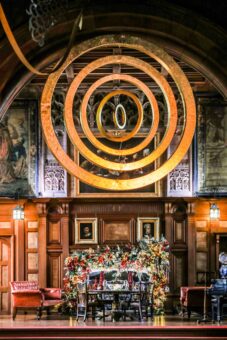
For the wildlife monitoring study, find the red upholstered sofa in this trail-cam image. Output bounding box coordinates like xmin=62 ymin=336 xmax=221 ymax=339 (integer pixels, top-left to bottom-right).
xmin=180 ymin=286 xmax=211 ymax=318
xmin=10 ymin=281 xmax=62 ymax=320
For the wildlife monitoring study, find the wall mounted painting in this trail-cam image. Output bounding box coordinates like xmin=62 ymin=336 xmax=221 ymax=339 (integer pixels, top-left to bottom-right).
xmin=74 ymin=137 xmax=160 ymax=197
xmin=100 ymin=219 xmax=133 ymax=244
xmin=0 ymin=100 xmax=38 ymax=197
xmin=197 ymin=98 xmax=227 ymax=195
xmin=137 ymin=217 xmax=160 ymax=241
xmin=75 ymin=218 xmax=98 ymax=244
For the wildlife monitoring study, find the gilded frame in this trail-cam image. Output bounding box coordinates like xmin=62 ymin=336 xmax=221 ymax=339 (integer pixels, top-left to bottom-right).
xmin=137 ymin=217 xmax=160 ymax=241
xmin=75 ymin=218 xmax=98 ymax=244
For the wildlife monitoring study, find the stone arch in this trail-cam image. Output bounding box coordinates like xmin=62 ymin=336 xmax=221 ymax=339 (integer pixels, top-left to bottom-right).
xmin=0 ymin=2 xmax=227 ymax=116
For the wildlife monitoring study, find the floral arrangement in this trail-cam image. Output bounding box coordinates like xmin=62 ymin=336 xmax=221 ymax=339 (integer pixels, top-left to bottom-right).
xmin=64 ymin=237 xmax=170 ymax=314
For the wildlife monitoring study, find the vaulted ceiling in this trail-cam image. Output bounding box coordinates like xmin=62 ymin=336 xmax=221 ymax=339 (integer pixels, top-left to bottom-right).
xmin=0 ymin=0 xmax=227 ymax=116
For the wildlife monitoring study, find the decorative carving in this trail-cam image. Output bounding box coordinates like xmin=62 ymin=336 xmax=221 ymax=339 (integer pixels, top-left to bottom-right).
xmin=167 ymin=131 xmax=192 ymax=197
xmin=165 ymin=203 xmax=172 ymax=214
xmin=44 ymin=161 xmax=65 ymax=192
xmin=187 ymin=203 xmax=195 ymax=215
xmin=61 ymin=203 xmax=69 ymax=215
xmin=169 ymin=166 xmax=190 ymax=192
xmin=36 ymin=203 xmax=47 ymax=215
xmin=27 ymin=0 xmax=68 ymax=47
xmin=39 ymin=90 xmax=67 ymax=197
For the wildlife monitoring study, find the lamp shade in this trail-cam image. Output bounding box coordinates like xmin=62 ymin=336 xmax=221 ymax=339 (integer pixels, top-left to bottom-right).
xmin=13 ymin=205 xmax=24 ymax=220
xmin=210 ymin=203 xmax=220 ymax=219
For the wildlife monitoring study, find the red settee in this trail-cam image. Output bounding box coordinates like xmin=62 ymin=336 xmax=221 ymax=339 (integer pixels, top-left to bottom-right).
xmin=10 ymin=281 xmax=62 ymax=320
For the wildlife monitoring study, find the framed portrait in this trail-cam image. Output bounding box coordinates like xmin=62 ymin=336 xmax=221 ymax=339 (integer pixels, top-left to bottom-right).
xmin=75 ymin=218 xmax=98 ymax=244
xmin=137 ymin=217 xmax=160 ymax=241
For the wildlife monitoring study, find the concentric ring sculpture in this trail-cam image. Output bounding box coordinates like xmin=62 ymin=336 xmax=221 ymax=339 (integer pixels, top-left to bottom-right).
xmin=41 ymin=35 xmax=196 ymax=191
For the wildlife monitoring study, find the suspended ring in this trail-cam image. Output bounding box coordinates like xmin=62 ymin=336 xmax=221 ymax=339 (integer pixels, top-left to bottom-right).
xmin=113 ymin=104 xmax=127 ymax=130
xmin=96 ymin=89 xmax=144 ymax=143
xmin=41 ymin=35 xmax=196 ymax=191
xmin=65 ymin=55 xmax=177 ymax=169
xmin=79 ymin=72 xmax=159 ymax=157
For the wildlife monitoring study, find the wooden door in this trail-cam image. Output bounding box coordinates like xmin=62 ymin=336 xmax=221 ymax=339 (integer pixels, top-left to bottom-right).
xmin=0 ymin=237 xmax=11 ymax=314
xmin=216 ymin=234 xmax=227 ymax=274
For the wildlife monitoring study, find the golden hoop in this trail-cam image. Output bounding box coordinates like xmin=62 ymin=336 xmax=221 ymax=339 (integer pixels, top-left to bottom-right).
xmin=64 ymin=54 xmax=177 ymax=166
xmin=41 ymin=35 xmax=196 ymax=191
xmin=113 ymin=104 xmax=127 ymax=130
xmin=96 ymin=89 xmax=144 ymax=143
xmin=78 ymin=72 xmax=159 ymax=157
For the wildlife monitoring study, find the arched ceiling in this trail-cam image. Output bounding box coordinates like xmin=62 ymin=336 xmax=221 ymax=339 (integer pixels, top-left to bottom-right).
xmin=0 ymin=0 xmax=227 ymax=116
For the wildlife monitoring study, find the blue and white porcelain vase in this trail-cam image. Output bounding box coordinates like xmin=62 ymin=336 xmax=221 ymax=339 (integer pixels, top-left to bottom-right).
xmin=219 ymin=252 xmax=227 ymax=278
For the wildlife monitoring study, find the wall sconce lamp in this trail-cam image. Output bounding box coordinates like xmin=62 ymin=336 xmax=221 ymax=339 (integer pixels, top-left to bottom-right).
xmin=210 ymin=202 xmax=220 ymax=220
xmin=13 ymin=205 xmax=24 ymax=220
xmin=13 ymin=189 xmax=24 ymax=220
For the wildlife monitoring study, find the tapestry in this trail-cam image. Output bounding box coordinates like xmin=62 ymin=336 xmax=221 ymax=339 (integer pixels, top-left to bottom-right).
xmin=197 ymin=98 xmax=227 ymax=195
xmin=0 ymin=100 xmax=37 ymax=197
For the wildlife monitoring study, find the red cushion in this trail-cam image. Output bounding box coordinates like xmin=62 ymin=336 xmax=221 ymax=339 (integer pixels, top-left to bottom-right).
xmin=42 ymin=288 xmax=62 ymax=300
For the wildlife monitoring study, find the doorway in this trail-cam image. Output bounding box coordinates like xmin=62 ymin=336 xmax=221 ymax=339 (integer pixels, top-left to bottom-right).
xmin=215 ymin=234 xmax=227 ymax=277
xmin=0 ymin=237 xmax=12 ymax=314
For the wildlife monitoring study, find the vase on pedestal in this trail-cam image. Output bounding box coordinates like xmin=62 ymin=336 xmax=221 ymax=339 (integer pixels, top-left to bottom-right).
xmin=219 ymin=252 xmax=227 ymax=278
xmin=220 ymin=264 xmax=227 ymax=278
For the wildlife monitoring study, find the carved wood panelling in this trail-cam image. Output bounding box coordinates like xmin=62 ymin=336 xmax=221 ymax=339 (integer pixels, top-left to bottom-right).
xmin=0 ymin=221 xmax=12 ymax=233
xmin=0 ymin=222 xmax=11 ymax=229
xmin=2 ymin=243 xmax=8 ymax=261
xmin=195 ymin=220 xmax=208 ymax=229
xmin=172 ymin=252 xmax=187 ymax=292
xmin=27 ymin=232 xmax=38 ymax=249
xmin=27 ymin=273 xmax=38 ymax=281
xmin=219 ymin=221 xmax=227 ymax=228
xmin=2 ymin=266 xmax=8 ymax=287
xmin=28 ymin=253 xmax=39 ymax=271
xmin=1 ymin=293 xmax=8 ymax=312
xmin=72 ymin=202 xmax=164 ymax=216
xmin=187 ymin=215 xmax=196 ymax=286
xmin=38 ymin=216 xmax=47 ymax=287
xmin=14 ymin=220 xmax=25 ymax=281
xmin=196 ymin=231 xmax=208 ymax=251
xmin=48 ymin=221 xmax=61 ymax=244
xmin=173 ymin=221 xmax=186 ymax=244
xmin=48 ymin=253 xmax=61 ymax=288
xmin=196 ymin=252 xmax=208 ymax=272
xmin=0 ymin=237 xmax=11 ymax=314
xmin=28 ymin=221 xmax=38 ymax=229
xmin=25 ymin=219 xmax=39 ymax=282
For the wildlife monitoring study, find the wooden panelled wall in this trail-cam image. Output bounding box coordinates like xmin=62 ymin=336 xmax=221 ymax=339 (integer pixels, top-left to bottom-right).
xmin=0 ymin=197 xmax=227 ymax=313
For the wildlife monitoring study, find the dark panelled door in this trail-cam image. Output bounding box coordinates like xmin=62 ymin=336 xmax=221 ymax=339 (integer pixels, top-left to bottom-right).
xmin=0 ymin=237 xmax=11 ymax=314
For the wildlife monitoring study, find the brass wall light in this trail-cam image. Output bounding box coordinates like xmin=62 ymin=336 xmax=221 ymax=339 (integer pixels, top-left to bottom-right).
xmin=12 ymin=189 xmax=24 ymax=220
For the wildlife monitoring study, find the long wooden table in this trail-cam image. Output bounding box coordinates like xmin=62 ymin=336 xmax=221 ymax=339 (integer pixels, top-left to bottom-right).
xmin=87 ymin=289 xmax=142 ymax=321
